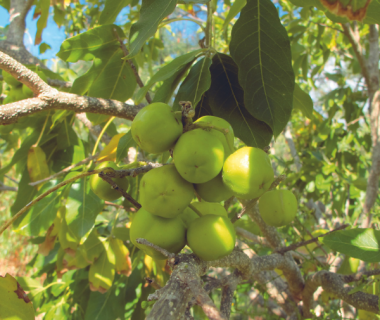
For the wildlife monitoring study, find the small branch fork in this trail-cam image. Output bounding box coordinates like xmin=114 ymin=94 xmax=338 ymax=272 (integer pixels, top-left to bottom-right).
xmin=0 ymin=51 xmax=143 ymax=125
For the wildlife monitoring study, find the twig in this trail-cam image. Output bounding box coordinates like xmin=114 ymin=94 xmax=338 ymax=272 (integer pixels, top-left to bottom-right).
xmin=99 ymin=172 xmax=141 ymax=209
xmin=235 ymin=227 xmax=270 ymax=247
xmin=135 ymin=238 xmax=175 ymax=259
xmin=275 ymin=224 xmax=350 ymax=254
xmin=113 ymin=28 xmax=152 ymax=104
xmin=145 ymin=277 xmax=162 ymax=290
xmin=29 ymin=153 xmax=99 ymax=186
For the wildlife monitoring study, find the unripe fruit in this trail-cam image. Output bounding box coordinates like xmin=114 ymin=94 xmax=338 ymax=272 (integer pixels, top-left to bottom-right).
xmin=222 ymin=147 xmax=274 ymax=199
xmin=130 ymin=208 xmax=186 ymax=260
xmin=187 ymin=215 xmax=236 ymax=261
xmin=173 ymin=129 xmax=224 ymax=184
xmin=259 ymin=190 xmax=297 ymax=227
xmin=179 ymin=207 xmax=199 ymax=229
xmin=194 ymin=172 xmax=234 ymax=203
xmin=194 ymin=116 xmax=235 ymax=157
xmin=131 ymin=102 xmax=183 ymax=154
xmin=139 ymin=164 xmax=194 ymax=218
xmin=190 ymin=201 xmax=228 ymax=217
xmin=90 ymin=161 xmax=129 ymax=201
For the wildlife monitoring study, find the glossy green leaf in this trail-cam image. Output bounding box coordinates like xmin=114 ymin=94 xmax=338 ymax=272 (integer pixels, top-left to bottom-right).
xmin=0 ymin=274 xmax=35 ymax=320
xmin=173 ymin=57 xmax=212 ymax=111
xmin=135 ymin=48 xmax=204 ymax=103
xmin=99 ymin=0 xmax=132 ymax=25
xmin=35 ymin=0 xmax=49 ymax=45
xmin=65 ymin=177 xmax=104 ymax=243
xmin=56 ymin=120 xmax=80 ymax=150
xmin=116 ymin=130 xmax=134 ymax=163
xmin=229 ymin=0 xmax=294 ymax=137
xmin=128 ymin=0 xmax=177 ymax=58
xmin=152 ymin=61 xmax=194 ymax=104
xmin=71 ymin=49 xmax=137 ymax=102
xmin=321 ymin=228 xmax=380 ymax=262
xmin=13 ymin=180 xmax=61 ymax=236
xmin=293 ymin=84 xmax=313 ymax=119
xmin=223 ymin=0 xmax=246 ymax=30
xmin=204 ymin=53 xmax=273 ymax=148
xmin=57 ymin=25 xmax=125 ymax=62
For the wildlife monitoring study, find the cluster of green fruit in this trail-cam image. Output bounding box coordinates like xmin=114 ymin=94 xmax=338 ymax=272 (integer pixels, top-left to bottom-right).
xmin=100 ymin=102 xmax=294 ymax=261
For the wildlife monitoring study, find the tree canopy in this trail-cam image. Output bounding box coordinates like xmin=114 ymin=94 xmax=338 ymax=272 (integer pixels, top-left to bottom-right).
xmin=0 ymin=0 xmax=380 ymax=319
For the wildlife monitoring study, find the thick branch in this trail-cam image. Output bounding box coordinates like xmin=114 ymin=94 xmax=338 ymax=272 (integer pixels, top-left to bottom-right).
xmin=303 ymin=270 xmax=380 ymax=318
xmin=0 ymin=51 xmax=142 ymax=125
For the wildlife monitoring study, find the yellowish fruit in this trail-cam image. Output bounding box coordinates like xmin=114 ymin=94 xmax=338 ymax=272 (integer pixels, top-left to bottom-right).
xmin=90 ymin=161 xmax=129 ymax=201
xmin=130 ymin=208 xmax=186 ymax=260
xmin=173 ymin=129 xmax=224 ymax=183
xmin=187 ymin=215 xmax=236 ymax=261
xmin=259 ymin=189 xmax=297 ymax=227
xmin=139 ymin=164 xmax=194 ymax=218
xmin=194 ymin=172 xmax=234 ymax=203
xmin=131 ymin=102 xmax=183 ymax=154
xmin=222 ymin=147 xmax=274 ymax=199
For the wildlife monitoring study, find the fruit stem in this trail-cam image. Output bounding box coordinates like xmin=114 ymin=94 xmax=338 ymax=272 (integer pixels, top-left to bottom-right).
xmin=189 ymin=203 xmax=203 ymax=218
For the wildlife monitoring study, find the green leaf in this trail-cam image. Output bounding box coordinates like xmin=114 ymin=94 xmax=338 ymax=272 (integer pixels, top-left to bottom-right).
xmin=0 ymin=274 xmax=35 ymax=320
xmin=229 ymin=0 xmax=295 ymax=137
xmin=0 ymin=0 xmax=10 ymax=10
xmin=128 ymin=0 xmax=177 ymax=58
xmin=99 ymin=0 xmax=132 ymax=25
xmin=65 ymin=177 xmax=104 ymax=243
xmin=71 ymin=49 xmax=137 ymax=101
xmin=56 ymin=121 xmax=79 ymax=150
xmin=293 ymin=84 xmax=314 ymax=119
xmin=223 ymin=0 xmax=246 ymax=30
xmin=135 ymin=48 xmax=204 ymax=103
xmin=13 ymin=180 xmax=61 ymax=236
xmin=173 ymin=57 xmax=212 ymax=111
xmin=363 ymin=0 xmax=380 ymax=24
xmin=10 ymin=168 xmax=38 ymax=218
xmin=0 ymin=131 xmax=39 ymax=177
xmin=152 ymin=61 xmax=194 ymax=104
xmin=39 ymin=42 xmax=51 ymax=54
xmin=204 ymin=53 xmax=273 ymax=148
xmin=321 ymin=228 xmax=380 ymax=262
xmin=116 ymin=130 xmax=134 ymax=163
xmin=35 ymin=0 xmax=50 ymax=45
xmin=57 ymin=25 xmax=125 ymax=62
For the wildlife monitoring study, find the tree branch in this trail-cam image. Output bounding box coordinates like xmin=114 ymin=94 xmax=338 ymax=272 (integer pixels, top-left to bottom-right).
xmin=0 ymin=51 xmax=143 ymax=125
xmin=303 ymin=270 xmax=380 ymax=318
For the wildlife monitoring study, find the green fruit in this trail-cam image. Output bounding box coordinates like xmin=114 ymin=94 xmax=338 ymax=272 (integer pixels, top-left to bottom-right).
xmin=2 ymin=71 xmax=22 ymax=87
xmin=190 ymin=201 xmax=228 ymax=217
xmin=131 ymin=102 xmax=183 ymax=154
xmin=259 ymin=190 xmax=297 ymax=227
xmin=194 ymin=116 xmax=235 ymax=157
xmin=179 ymin=207 xmax=199 ymax=229
xmin=130 ymin=208 xmax=186 ymax=260
xmin=222 ymin=147 xmax=274 ymax=199
xmin=194 ymin=172 xmax=234 ymax=203
xmin=173 ymin=129 xmax=224 ymax=183
xmin=139 ymin=164 xmax=194 ymax=218
xmin=90 ymin=161 xmax=129 ymax=201
xmin=187 ymin=215 xmax=236 ymax=261
xmin=234 ymin=216 xmax=262 ymax=236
